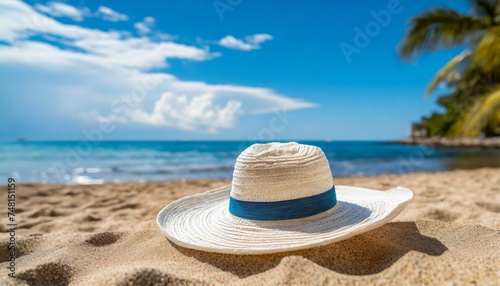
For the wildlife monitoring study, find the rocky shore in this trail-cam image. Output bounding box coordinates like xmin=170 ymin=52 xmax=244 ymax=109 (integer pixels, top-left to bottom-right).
xmin=399 ymin=137 xmax=500 ymax=148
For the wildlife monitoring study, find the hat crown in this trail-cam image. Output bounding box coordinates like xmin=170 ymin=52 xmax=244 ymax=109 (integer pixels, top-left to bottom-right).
xmin=230 ymin=142 xmax=334 ymax=202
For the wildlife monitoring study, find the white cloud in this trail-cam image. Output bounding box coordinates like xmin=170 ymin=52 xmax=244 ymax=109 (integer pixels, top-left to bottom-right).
xmin=129 ymin=92 xmax=243 ymax=133
xmin=133 ymin=17 xmax=176 ymax=40
xmin=0 ymin=39 xmax=211 ymax=70
xmin=154 ymin=32 xmax=177 ymax=41
xmin=96 ymin=6 xmax=128 ymax=22
xmin=218 ymin=33 xmax=273 ymax=51
xmin=246 ymin=33 xmax=273 ymax=45
xmin=0 ymin=0 xmax=314 ymax=134
xmin=35 ymin=2 xmax=89 ymax=21
xmin=0 ymin=2 xmax=211 ymax=70
xmin=134 ymin=16 xmax=155 ymax=35
xmin=33 ymin=2 xmax=128 ymax=23
xmin=219 ymin=36 xmax=253 ymax=51
xmin=85 ymin=69 xmax=314 ymax=133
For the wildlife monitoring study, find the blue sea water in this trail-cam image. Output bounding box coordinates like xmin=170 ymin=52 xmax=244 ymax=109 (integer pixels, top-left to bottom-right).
xmin=0 ymin=141 xmax=499 ymax=184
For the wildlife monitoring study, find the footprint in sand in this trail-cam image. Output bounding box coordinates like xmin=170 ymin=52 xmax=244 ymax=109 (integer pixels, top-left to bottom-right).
xmin=116 ymin=268 xmax=189 ymax=285
xmin=426 ymin=209 xmax=459 ymax=222
xmin=27 ymin=209 xmax=65 ymax=218
xmin=17 ymin=262 xmax=73 ymax=286
xmin=111 ymin=203 xmax=140 ymax=211
xmin=85 ymin=232 xmax=122 ymax=246
xmin=476 ymin=201 xmax=500 ymax=213
xmin=0 ymin=235 xmax=42 ymax=262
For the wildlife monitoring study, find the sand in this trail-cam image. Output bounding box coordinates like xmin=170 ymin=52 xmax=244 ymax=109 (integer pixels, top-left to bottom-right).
xmin=1 ymin=168 xmax=499 ymax=285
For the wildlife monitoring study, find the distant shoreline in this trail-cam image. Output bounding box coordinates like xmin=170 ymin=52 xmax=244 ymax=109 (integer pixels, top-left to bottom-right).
xmin=397 ymin=137 xmax=500 ymax=149
xmin=3 ymin=141 xmax=500 ymax=184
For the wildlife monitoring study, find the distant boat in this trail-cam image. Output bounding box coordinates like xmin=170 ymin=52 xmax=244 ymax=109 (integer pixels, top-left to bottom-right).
xmin=17 ymin=137 xmax=26 ymax=142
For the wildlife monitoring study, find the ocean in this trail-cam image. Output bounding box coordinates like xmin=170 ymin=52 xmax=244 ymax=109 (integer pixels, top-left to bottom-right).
xmin=1 ymin=141 xmax=499 ymax=184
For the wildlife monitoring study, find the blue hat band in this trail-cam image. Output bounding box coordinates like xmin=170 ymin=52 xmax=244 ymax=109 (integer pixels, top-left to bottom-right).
xmin=228 ymin=186 xmax=337 ymax=221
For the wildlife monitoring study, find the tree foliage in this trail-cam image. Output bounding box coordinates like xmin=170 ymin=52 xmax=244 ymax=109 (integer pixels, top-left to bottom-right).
xmin=399 ymin=0 xmax=500 ymax=137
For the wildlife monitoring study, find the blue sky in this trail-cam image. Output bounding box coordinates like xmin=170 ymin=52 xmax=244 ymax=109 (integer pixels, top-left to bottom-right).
xmin=0 ymin=0 xmax=470 ymax=141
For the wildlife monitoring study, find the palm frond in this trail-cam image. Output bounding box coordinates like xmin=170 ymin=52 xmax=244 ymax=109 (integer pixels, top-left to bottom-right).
xmin=495 ymin=0 xmax=500 ymax=24
xmin=448 ymin=87 xmax=500 ymax=136
xmin=399 ymin=8 xmax=489 ymax=60
xmin=472 ymin=0 xmax=496 ymax=19
xmin=472 ymin=0 xmax=500 ymax=23
xmin=473 ymin=27 xmax=500 ymax=73
xmin=427 ymin=50 xmax=473 ymax=96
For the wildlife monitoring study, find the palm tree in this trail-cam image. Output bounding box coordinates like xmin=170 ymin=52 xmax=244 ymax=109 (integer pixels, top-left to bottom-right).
xmin=399 ymin=0 xmax=500 ymax=137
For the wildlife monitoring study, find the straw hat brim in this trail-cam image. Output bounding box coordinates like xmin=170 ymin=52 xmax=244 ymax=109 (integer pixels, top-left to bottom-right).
xmin=157 ymin=185 xmax=413 ymax=255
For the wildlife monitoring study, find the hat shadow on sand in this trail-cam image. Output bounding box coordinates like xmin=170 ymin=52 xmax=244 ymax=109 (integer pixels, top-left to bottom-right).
xmin=171 ymin=221 xmax=447 ymax=277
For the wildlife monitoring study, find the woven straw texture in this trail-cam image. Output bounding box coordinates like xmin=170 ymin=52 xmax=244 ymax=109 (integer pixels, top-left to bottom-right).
xmin=156 ymin=142 xmax=413 ymax=254
xmin=157 ymin=185 xmax=413 ymax=254
xmin=231 ymin=142 xmax=333 ymax=202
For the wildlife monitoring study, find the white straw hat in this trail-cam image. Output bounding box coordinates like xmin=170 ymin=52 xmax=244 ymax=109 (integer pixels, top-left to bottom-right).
xmin=157 ymin=142 xmax=413 ymax=254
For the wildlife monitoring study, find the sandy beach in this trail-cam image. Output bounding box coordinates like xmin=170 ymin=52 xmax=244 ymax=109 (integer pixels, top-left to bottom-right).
xmin=1 ymin=168 xmax=499 ymax=285
xmin=4 ymin=0 xmax=500 ymax=285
